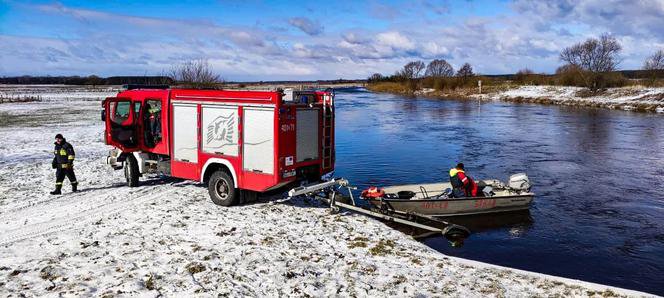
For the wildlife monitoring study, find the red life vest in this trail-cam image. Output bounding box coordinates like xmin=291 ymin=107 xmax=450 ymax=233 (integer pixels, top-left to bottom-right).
xmin=361 ymin=186 xmax=385 ymax=198
xmin=450 ymin=168 xmax=478 ymax=197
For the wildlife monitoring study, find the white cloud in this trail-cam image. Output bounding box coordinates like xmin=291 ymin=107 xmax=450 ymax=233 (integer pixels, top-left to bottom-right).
xmin=421 ymin=41 xmax=450 ymax=57
xmin=376 ymin=31 xmax=416 ymax=50
xmin=2 ymin=1 xmax=664 ymax=79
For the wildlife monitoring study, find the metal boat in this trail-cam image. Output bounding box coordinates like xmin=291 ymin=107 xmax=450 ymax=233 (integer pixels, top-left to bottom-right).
xmin=363 ymin=174 xmax=535 ymax=217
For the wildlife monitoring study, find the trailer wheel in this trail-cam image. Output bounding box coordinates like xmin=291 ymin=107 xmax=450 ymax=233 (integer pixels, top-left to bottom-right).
xmin=208 ymin=171 xmax=238 ymax=206
xmin=443 ymin=225 xmax=471 ymax=241
xmin=124 ymin=155 xmax=140 ymax=187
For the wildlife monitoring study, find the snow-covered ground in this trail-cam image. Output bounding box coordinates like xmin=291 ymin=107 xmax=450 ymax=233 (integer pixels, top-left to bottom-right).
xmin=0 ymin=85 xmax=655 ymax=297
xmin=477 ymin=85 xmax=664 ymax=112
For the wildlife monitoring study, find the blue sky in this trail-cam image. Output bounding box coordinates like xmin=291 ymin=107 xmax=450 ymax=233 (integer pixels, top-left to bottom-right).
xmin=1 ymin=0 xmax=663 ymax=80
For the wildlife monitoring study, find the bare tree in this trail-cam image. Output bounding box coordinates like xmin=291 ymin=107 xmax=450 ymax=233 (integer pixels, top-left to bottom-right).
xmin=644 ymin=49 xmax=664 ymax=70
xmin=560 ymin=34 xmax=622 ymax=72
xmin=559 ymin=33 xmax=622 ymax=90
xmin=425 ymin=59 xmax=454 ymax=77
xmin=456 ymin=63 xmax=474 ymax=78
xmin=399 ymin=61 xmax=426 ymax=79
xmin=170 ymin=59 xmax=222 ymax=88
xmin=643 ymin=49 xmax=664 ymax=84
xmin=514 ymin=68 xmax=533 ymax=83
xmin=367 ymin=73 xmax=384 ymax=82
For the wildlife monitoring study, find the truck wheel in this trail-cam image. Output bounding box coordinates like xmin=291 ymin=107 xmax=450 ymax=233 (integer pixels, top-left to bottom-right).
xmin=208 ymin=171 xmax=238 ymax=206
xmin=124 ymin=155 xmax=140 ymax=187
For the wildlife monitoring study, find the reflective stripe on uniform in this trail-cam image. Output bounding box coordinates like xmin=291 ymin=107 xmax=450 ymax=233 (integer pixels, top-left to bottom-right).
xmin=68 ymin=155 xmax=75 ymax=160
xmin=59 ymin=149 xmax=67 ymax=155
xmin=71 ymin=181 xmax=78 ymax=184
xmin=55 ymin=182 xmax=63 ymax=185
xmin=61 ymin=164 xmax=69 ymax=169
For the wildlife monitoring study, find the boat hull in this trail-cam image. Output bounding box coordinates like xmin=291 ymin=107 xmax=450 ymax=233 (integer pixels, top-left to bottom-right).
xmin=368 ymin=195 xmax=534 ymax=217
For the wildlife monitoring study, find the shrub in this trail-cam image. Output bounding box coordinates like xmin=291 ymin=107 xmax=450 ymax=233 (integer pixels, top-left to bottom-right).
xmin=366 ymin=82 xmax=408 ymax=93
xmin=170 ymin=59 xmax=223 ymax=88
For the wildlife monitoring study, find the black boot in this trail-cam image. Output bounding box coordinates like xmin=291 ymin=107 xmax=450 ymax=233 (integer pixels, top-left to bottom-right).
xmin=50 ymin=185 xmax=62 ymax=195
xmin=72 ymin=183 xmax=78 ymax=192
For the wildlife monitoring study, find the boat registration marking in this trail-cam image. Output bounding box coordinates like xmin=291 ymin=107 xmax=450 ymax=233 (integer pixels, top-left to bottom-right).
xmin=421 ymin=201 xmax=449 ymax=210
xmin=474 ymin=199 xmax=497 ymax=208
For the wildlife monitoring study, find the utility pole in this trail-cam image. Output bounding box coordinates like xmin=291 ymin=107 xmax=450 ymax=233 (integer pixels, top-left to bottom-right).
xmin=478 ymin=80 xmax=482 ymax=110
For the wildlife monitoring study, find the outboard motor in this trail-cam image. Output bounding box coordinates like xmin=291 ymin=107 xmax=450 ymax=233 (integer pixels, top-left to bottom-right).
xmin=508 ymin=173 xmax=531 ymax=192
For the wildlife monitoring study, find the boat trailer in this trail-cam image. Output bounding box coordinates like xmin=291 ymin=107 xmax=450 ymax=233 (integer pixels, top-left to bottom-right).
xmin=288 ymin=178 xmax=471 ymax=241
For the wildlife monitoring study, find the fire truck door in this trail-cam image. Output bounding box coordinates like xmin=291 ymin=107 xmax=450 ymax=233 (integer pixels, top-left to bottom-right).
xmin=172 ymin=103 xmax=198 ymax=163
xmin=105 ymin=97 xmax=139 ymax=151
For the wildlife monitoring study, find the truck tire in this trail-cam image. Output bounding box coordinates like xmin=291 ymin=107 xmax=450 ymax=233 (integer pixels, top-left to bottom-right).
xmin=124 ymin=155 xmax=140 ymax=187
xmin=208 ymin=171 xmax=238 ymax=206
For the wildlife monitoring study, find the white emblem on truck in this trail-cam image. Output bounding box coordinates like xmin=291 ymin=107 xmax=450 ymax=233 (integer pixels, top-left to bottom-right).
xmin=207 ymin=114 xmax=235 ymax=146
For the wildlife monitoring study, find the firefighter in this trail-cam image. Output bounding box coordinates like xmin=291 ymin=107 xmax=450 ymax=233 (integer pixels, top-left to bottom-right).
xmin=143 ymin=103 xmax=161 ymax=146
xmin=449 ymin=163 xmax=478 ymax=197
xmin=50 ymin=134 xmax=78 ymax=195
xmin=149 ymin=104 xmax=162 ymax=141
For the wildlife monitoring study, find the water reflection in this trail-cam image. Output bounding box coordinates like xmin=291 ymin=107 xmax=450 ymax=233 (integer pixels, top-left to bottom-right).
xmin=333 ymin=88 xmax=664 ymax=295
xmin=445 ymin=210 xmax=534 ymax=234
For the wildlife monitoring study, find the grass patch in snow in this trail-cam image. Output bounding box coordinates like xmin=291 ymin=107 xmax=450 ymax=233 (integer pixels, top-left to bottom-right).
xmin=186 ymin=262 xmax=206 ymax=274
xmin=347 ymin=236 xmax=369 ymax=249
xmin=368 ymin=239 xmax=396 ymax=256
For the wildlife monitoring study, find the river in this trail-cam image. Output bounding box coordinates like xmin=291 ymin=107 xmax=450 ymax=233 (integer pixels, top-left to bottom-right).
xmin=332 ymin=88 xmax=664 ymax=295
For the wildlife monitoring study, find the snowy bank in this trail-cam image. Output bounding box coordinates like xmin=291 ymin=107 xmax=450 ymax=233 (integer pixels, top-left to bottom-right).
xmin=0 ymin=85 xmax=656 ymax=297
xmin=475 ymin=85 xmax=664 ymax=112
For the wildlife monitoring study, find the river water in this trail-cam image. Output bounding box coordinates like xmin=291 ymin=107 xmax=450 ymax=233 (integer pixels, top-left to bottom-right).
xmin=332 ymin=88 xmax=664 ymax=295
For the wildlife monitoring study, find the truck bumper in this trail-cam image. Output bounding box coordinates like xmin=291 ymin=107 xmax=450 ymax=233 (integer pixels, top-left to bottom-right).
xmin=106 ymin=148 xmax=124 ymax=170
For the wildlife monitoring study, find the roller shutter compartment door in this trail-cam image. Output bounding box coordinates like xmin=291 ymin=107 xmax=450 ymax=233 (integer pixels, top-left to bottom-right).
xmin=172 ymin=104 xmax=198 ymax=163
xmin=243 ymin=108 xmax=275 ymax=174
xmin=296 ymin=108 xmax=319 ymax=162
xmin=202 ymin=106 xmax=239 ymax=156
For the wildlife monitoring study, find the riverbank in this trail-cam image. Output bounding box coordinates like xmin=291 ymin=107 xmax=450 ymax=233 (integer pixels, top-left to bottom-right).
xmin=368 ymin=83 xmax=664 ymax=113
xmin=0 ymin=85 xmax=656 ymax=296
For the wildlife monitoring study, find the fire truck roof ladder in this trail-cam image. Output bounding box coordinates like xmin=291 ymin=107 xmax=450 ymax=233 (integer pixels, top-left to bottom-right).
xmin=322 ymin=94 xmax=334 ymax=169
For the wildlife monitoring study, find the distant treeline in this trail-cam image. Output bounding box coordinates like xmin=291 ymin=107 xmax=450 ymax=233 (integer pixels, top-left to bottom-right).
xmin=0 ymin=75 xmax=366 ymax=86
xmin=231 ymin=79 xmax=366 ymax=85
xmin=481 ymin=69 xmax=664 ymax=80
xmin=0 ymin=76 xmax=173 ymax=85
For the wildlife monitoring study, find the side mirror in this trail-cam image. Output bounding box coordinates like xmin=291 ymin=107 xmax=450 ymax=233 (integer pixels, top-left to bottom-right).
xmin=101 ymin=110 xmax=106 ymax=122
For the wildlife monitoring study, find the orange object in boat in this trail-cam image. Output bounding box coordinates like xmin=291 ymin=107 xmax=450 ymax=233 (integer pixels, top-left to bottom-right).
xmin=361 ymin=186 xmax=385 ymax=198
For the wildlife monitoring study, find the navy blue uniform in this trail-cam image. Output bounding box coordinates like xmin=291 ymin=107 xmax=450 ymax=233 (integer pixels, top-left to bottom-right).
xmin=52 ymin=139 xmax=77 ymax=193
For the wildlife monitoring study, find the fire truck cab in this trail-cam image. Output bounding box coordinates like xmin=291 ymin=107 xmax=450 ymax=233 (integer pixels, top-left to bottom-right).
xmin=102 ymin=85 xmax=334 ymax=206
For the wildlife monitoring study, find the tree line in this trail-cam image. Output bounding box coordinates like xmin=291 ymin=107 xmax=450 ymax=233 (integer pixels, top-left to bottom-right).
xmin=368 ymin=59 xmax=478 ymax=92
xmin=369 ymin=33 xmax=664 ymax=93
xmin=0 ymin=59 xmax=220 ymax=87
xmin=0 ymin=75 xmax=173 ymax=86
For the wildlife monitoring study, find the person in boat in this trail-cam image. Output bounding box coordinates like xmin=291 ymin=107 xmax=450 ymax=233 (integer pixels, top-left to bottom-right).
xmin=449 ymin=163 xmax=480 ymax=197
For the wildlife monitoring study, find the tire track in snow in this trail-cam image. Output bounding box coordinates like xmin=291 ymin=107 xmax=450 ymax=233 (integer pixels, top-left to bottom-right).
xmin=0 ymin=186 xmax=179 ymax=245
xmin=0 ymin=178 xmax=175 ymax=227
xmin=0 ymin=183 xmax=128 ymax=217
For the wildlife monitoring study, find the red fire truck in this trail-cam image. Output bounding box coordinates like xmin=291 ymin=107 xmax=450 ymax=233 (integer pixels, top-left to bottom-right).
xmin=101 ymin=85 xmax=335 ymax=206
